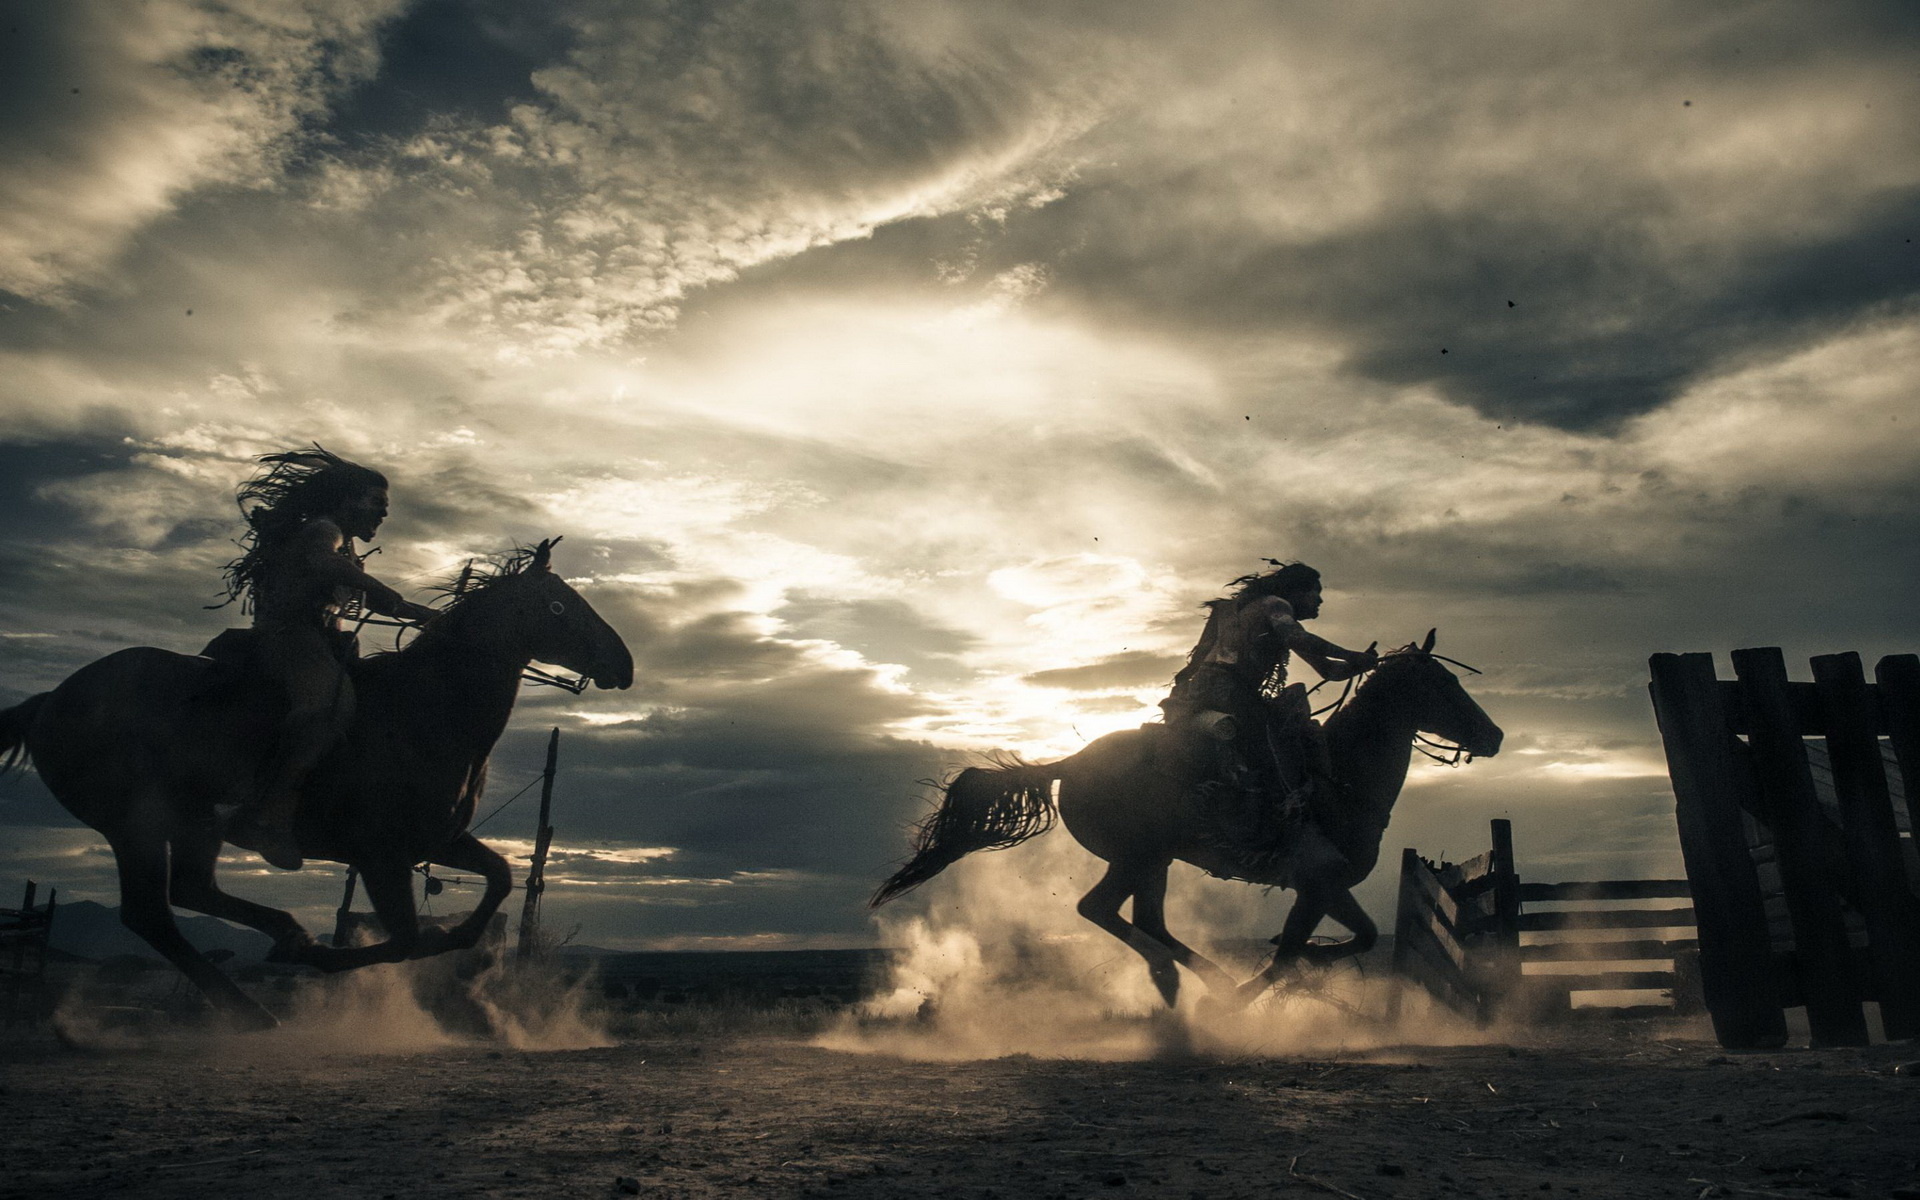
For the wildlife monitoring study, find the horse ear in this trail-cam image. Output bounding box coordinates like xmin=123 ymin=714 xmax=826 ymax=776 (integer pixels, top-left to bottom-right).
xmin=1421 ymin=628 xmax=1437 ymax=654
xmin=532 ymin=537 xmax=562 ymax=571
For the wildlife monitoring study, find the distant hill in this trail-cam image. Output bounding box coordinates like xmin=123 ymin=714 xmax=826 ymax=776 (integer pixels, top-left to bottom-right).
xmin=47 ymin=900 xmax=275 ymax=963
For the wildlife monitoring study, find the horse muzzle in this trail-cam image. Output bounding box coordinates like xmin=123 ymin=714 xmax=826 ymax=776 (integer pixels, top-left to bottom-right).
xmin=591 ymin=649 xmax=634 ymax=690
xmin=1466 ymin=724 xmax=1504 ymax=759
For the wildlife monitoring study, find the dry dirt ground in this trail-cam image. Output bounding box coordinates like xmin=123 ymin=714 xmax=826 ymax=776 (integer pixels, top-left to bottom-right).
xmin=3 ymin=1015 xmax=1918 ymax=1200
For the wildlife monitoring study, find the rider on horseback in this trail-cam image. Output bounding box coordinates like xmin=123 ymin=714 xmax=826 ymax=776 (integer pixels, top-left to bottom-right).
xmin=213 ymin=447 xmax=436 ymax=871
xmin=1161 ymin=561 xmax=1376 ymax=821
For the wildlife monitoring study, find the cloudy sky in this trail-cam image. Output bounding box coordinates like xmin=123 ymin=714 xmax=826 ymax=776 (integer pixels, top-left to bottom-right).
xmin=2 ymin=0 xmax=1916 ymax=951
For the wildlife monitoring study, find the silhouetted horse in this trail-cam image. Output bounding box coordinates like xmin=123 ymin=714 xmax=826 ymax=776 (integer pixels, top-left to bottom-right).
xmin=0 ymin=539 xmax=632 ymax=1030
xmin=873 ymin=634 xmax=1502 ymax=1009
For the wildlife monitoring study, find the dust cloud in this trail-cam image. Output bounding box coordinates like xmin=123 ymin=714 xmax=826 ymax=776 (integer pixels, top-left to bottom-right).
xmin=823 ymin=833 xmax=1493 ymax=1061
xmin=51 ymin=938 xmax=612 ymax=1054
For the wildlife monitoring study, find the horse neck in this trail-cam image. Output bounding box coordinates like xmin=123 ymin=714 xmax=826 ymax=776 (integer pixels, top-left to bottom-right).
xmin=1323 ymin=672 xmax=1419 ymax=817
xmin=394 ymin=601 xmax=529 ymax=751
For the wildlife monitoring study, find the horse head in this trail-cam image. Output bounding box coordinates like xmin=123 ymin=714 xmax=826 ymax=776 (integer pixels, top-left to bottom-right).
xmin=440 ymin=538 xmax=634 ymax=690
xmin=1368 ymin=629 xmax=1503 ymax=760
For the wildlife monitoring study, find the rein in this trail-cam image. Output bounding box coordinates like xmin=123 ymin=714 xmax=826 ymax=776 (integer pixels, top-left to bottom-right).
xmin=1313 ymin=648 xmax=1486 ymax=764
xmin=519 ymin=666 xmax=590 ymax=694
xmin=346 ymin=615 xmax=589 ymax=693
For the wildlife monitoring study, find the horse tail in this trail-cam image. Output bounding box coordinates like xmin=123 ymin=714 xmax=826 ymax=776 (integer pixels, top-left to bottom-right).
xmin=871 ymin=756 xmax=1063 ymax=906
xmin=0 ymin=693 xmax=47 ymax=776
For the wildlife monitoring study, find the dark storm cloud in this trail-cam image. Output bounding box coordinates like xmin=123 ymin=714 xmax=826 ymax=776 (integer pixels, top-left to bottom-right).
xmin=321 ymin=0 xmax=564 ymax=142
xmin=691 ymin=1 xmax=1920 ymax=432
xmin=979 ymin=175 xmax=1920 ymax=433
xmin=470 ymin=665 xmax=949 ymax=934
xmin=775 ymin=595 xmax=975 ymax=675
xmin=0 ymin=436 xmax=141 ymax=541
xmin=7 ymin=0 xmax=1920 ymax=952
xmin=449 ymin=579 xmax=954 ymax=911
xmin=1022 ymin=649 xmax=1181 ymax=691
xmin=395 ymin=454 xmax=544 ymax=538
xmin=0 ymin=0 xmax=396 ymax=298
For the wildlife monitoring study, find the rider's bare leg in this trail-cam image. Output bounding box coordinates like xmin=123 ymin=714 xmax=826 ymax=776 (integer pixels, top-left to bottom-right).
xmin=230 ymin=633 xmax=352 ymax=872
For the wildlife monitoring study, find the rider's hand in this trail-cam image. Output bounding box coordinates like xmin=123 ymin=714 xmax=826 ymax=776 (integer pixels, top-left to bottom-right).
xmin=401 ymin=601 xmax=439 ymax=624
xmin=1349 ymin=643 xmax=1379 ymax=676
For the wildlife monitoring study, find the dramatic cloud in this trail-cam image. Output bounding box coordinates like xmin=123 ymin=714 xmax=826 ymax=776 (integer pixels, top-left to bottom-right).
xmin=3 ymin=1 xmax=1916 ymax=949
xmin=0 ymin=0 xmax=400 ymax=301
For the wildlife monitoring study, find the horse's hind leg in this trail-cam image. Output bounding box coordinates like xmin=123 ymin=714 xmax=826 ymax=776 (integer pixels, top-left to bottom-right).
xmin=1127 ymin=868 xmax=1237 ymax=997
xmin=107 ymin=831 xmax=278 ymax=1032
xmin=167 ymin=827 xmax=314 ymax=961
xmin=1076 ymin=860 xmax=1185 ymax=1007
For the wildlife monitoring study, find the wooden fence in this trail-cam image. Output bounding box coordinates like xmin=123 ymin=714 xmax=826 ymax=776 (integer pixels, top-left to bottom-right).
xmin=1649 ymin=648 xmax=1920 ymax=1049
xmin=1 ymin=880 xmax=58 ymax=1027
xmin=1392 ymin=819 xmax=1699 ymax=1022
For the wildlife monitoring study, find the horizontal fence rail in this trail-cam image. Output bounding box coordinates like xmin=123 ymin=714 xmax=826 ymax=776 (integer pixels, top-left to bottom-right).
xmin=1392 ymin=821 xmax=1699 ymax=1024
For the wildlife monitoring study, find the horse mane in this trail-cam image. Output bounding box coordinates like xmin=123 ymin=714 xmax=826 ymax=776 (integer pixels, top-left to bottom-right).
xmin=421 ymin=544 xmax=547 ymax=614
xmin=1320 ymin=642 xmax=1432 ymax=727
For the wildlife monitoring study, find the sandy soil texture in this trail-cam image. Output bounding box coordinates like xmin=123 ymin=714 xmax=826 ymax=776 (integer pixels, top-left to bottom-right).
xmin=4 ymin=1015 xmax=1918 ymax=1200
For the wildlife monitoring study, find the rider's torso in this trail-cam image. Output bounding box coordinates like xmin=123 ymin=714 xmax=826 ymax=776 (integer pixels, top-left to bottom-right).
xmin=250 ymin=533 xmax=360 ymax=633
xmin=1198 ymin=595 xmax=1292 ymax=686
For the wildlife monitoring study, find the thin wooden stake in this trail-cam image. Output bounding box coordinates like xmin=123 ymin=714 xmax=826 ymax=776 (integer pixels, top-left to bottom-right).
xmin=332 ymin=867 xmax=358 ymax=948
xmin=516 ymin=727 xmax=560 ymax=963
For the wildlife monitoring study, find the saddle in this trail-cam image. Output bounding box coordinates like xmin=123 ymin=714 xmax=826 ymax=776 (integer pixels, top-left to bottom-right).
xmin=1156 ymin=687 xmax=1353 ymax=888
xmin=190 ymin=627 xmax=360 ymax=701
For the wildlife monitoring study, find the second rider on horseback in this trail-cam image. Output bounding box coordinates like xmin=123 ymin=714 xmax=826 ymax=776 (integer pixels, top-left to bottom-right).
xmin=213 ymin=447 xmax=437 ymax=871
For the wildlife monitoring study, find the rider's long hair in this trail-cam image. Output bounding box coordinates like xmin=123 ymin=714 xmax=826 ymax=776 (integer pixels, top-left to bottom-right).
xmin=1166 ymin=561 xmax=1322 ymax=695
xmin=212 ymin=445 xmax=388 ymax=610
xmin=1220 ymin=560 xmax=1319 ymax=606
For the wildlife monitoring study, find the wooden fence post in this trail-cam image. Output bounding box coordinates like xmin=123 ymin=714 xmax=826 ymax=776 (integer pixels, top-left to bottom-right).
xmin=1649 ymin=652 xmax=1787 ymax=1048
xmin=1485 ymin=819 xmax=1522 ymax=1022
xmin=332 ymin=867 xmax=359 ymax=949
xmin=1386 ymin=848 xmax=1419 ymax=1024
xmin=1730 ymin=647 xmax=1868 ymax=1046
xmin=515 ymin=728 xmax=560 ymax=963
xmin=1811 ymin=652 xmax=1920 ymax=1039
xmin=1876 ymin=654 xmax=1920 ymax=860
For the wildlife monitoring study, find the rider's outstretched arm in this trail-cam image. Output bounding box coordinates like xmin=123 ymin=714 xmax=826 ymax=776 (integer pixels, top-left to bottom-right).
xmin=292 ymin=520 xmax=436 ymax=623
xmin=1265 ymin=598 xmax=1377 ymax=680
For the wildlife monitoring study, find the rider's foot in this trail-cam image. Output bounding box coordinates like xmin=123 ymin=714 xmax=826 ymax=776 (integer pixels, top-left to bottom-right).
xmin=225 ymin=815 xmax=304 ymax=871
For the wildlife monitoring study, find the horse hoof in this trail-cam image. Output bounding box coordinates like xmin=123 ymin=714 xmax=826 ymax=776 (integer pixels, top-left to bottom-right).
xmin=265 ymin=932 xmax=314 ymax=964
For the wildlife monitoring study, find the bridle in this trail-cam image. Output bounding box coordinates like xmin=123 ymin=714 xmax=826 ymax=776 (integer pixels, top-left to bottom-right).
xmin=1309 ymin=646 xmax=1485 ymax=765
xmin=346 ymin=570 xmax=592 ymax=694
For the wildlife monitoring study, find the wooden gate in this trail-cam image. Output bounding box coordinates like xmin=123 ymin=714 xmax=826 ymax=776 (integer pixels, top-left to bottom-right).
xmin=1649 ymin=649 xmax=1920 ymax=1048
xmin=1 ymin=880 xmax=58 ymax=1026
xmin=1392 ymin=819 xmax=1698 ymax=1022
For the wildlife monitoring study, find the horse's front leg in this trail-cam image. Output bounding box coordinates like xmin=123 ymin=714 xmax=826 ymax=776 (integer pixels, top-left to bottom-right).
xmin=1233 ymin=886 xmax=1377 ymax=1007
xmin=417 ymin=833 xmax=513 ymax=958
xmin=286 ymin=861 xmax=421 ymax=972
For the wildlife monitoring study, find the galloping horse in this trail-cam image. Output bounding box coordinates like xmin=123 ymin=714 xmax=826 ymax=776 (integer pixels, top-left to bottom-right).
xmin=873 ymin=633 xmax=1502 ymax=1009
xmin=0 ymin=538 xmax=632 ymax=1030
